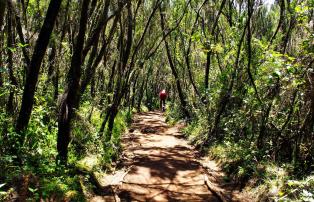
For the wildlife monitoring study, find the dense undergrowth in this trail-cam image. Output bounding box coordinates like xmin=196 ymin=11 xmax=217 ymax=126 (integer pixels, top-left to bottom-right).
xmin=0 ymin=101 xmax=132 ymax=201
xmin=166 ymin=103 xmax=314 ymax=202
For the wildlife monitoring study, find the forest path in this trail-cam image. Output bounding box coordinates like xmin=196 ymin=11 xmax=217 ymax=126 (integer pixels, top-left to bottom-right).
xmin=113 ymin=111 xmax=245 ymax=202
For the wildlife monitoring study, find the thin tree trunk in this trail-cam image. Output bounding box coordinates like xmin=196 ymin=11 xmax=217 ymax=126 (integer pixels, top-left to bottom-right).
xmin=6 ymin=5 xmax=18 ymax=114
xmin=57 ymin=0 xmax=90 ymax=164
xmin=54 ymin=0 xmax=71 ymax=101
xmin=160 ymin=6 xmax=190 ymax=119
xmin=182 ymin=7 xmax=202 ymax=99
xmin=268 ymin=0 xmax=285 ymax=47
xmin=203 ymin=17 xmax=249 ymax=146
xmin=80 ymin=37 xmax=99 ymax=96
xmin=8 ymin=0 xmax=30 ymax=70
xmin=82 ymin=0 xmax=110 ymax=60
xmin=104 ymin=3 xmax=134 ymax=140
xmin=0 ymin=0 xmax=6 ymax=28
xmin=16 ymin=0 xmax=63 ymax=133
xmin=0 ymin=0 xmax=6 ymax=88
xmin=204 ymin=0 xmax=227 ymax=90
xmin=43 ymin=41 xmax=56 ymax=94
xmin=137 ymin=76 xmax=147 ymax=112
xmin=247 ymin=0 xmax=261 ymax=102
xmin=80 ymin=14 xmax=119 ymax=96
xmin=228 ymin=0 xmax=233 ymax=27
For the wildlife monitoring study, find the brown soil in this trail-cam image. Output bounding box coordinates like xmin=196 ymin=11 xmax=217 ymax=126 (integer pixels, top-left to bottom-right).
xmin=116 ymin=111 xmax=247 ymax=202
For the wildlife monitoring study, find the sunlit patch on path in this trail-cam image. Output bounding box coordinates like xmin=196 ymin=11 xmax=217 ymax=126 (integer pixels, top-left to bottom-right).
xmin=118 ymin=111 xmax=220 ymax=201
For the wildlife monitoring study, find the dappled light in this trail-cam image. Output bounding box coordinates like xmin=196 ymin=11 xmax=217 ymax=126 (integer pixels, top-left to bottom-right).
xmin=118 ymin=112 xmax=226 ymax=201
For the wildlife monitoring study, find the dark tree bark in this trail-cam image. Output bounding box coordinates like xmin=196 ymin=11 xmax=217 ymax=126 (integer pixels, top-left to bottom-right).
xmin=0 ymin=0 xmax=6 ymax=87
xmin=101 ymin=60 xmax=116 ymax=106
xmin=57 ymin=0 xmax=90 ymax=164
xmin=80 ymin=37 xmax=99 ymax=96
xmin=204 ymin=0 xmax=227 ymax=90
xmin=82 ymin=0 xmax=110 ymax=60
xmin=8 ymin=0 xmax=30 ymax=70
xmin=43 ymin=41 xmax=56 ymax=94
xmin=54 ymin=0 xmax=71 ymax=101
xmin=160 ymin=6 xmax=190 ymax=119
xmin=203 ymin=16 xmax=249 ymax=147
xmin=227 ymin=0 xmax=233 ymax=27
xmin=300 ymin=61 xmax=314 ymax=139
xmin=80 ymin=14 xmax=119 ymax=96
xmin=0 ymin=0 xmax=6 ymax=28
xmin=0 ymin=36 xmax=3 ymax=88
xmin=20 ymin=0 xmax=28 ymax=32
xmin=257 ymin=75 xmax=280 ymax=150
xmin=137 ymin=71 xmax=149 ymax=111
xmin=130 ymin=72 xmax=139 ymax=109
xmin=247 ymin=0 xmax=261 ymax=102
xmin=281 ymin=1 xmax=296 ymax=54
xmin=16 ymin=0 xmax=63 ymax=133
xmin=6 ymin=4 xmax=18 ymax=114
xmin=204 ymin=50 xmax=211 ymax=90
xmin=182 ymin=3 xmax=205 ymax=99
xmin=104 ymin=3 xmax=134 ymax=140
xmin=268 ymin=0 xmax=285 ymax=47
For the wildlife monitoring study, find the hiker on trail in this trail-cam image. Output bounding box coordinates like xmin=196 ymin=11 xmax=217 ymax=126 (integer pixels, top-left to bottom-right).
xmin=159 ymin=89 xmax=167 ymax=112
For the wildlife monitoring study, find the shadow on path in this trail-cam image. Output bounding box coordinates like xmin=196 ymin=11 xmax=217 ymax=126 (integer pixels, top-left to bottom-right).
xmin=118 ymin=111 xmax=220 ymax=202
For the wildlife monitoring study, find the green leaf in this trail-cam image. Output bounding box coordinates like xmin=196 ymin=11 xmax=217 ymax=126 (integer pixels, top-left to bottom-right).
xmin=17 ymin=43 xmax=29 ymax=48
xmin=7 ymin=47 xmax=16 ymax=52
xmin=273 ymin=70 xmax=281 ymax=77
xmin=28 ymin=187 xmax=37 ymax=193
xmin=287 ymin=65 xmax=294 ymax=73
xmin=0 ymin=67 xmax=8 ymax=73
xmin=211 ymin=43 xmax=224 ymax=53
xmin=278 ymin=191 xmax=285 ymax=197
xmin=0 ymin=183 xmax=6 ymax=189
xmin=287 ymin=181 xmax=294 ymax=186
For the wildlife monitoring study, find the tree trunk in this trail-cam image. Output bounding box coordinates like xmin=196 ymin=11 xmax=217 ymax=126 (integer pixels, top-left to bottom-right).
xmin=8 ymin=0 xmax=30 ymax=70
xmin=57 ymin=0 xmax=90 ymax=164
xmin=43 ymin=41 xmax=56 ymax=94
xmin=103 ymin=3 xmax=134 ymax=140
xmin=137 ymin=73 xmax=148 ymax=111
xmin=160 ymin=7 xmax=190 ymax=119
xmin=203 ymin=17 xmax=249 ymax=147
xmin=81 ymin=13 xmax=119 ymax=97
xmin=80 ymin=38 xmax=99 ymax=96
xmin=204 ymin=0 xmax=227 ymax=90
xmin=268 ymin=0 xmax=285 ymax=47
xmin=54 ymin=0 xmax=71 ymax=101
xmin=6 ymin=5 xmax=18 ymax=114
xmin=0 ymin=0 xmax=7 ymax=88
xmin=0 ymin=0 xmax=6 ymax=29
xmin=182 ymin=12 xmax=201 ymax=99
xmin=247 ymin=0 xmax=260 ymax=102
xmin=16 ymin=0 xmax=63 ymax=133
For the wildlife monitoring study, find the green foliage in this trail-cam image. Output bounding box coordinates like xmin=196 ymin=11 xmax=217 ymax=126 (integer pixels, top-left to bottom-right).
xmin=38 ymin=173 xmax=85 ymax=201
xmin=0 ymin=103 xmax=84 ymax=201
xmin=165 ymin=102 xmax=184 ymax=125
xmin=102 ymin=110 xmax=130 ymax=163
xmin=0 ymin=94 xmax=133 ymax=200
xmin=205 ymin=140 xmax=313 ymax=201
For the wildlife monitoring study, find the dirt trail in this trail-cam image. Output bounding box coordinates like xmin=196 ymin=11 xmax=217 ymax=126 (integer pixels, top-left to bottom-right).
xmin=116 ymin=111 xmax=244 ymax=202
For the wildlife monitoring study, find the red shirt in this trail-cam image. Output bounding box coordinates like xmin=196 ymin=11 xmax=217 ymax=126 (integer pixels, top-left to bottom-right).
xmin=159 ymin=90 xmax=167 ymax=100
